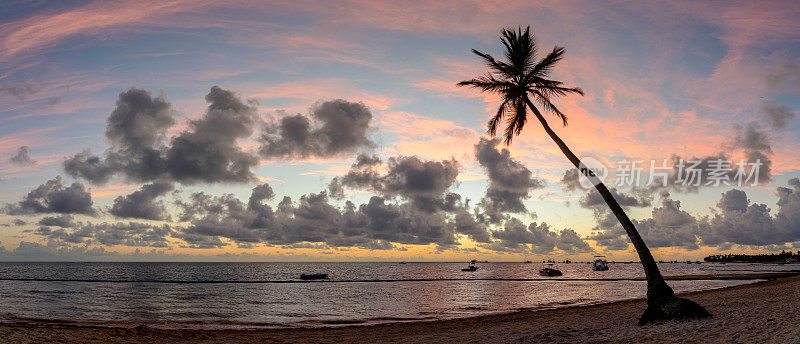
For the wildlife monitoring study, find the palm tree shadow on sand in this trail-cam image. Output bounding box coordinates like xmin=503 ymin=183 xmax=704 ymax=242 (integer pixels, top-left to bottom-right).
xmin=458 ymin=26 xmax=711 ymax=325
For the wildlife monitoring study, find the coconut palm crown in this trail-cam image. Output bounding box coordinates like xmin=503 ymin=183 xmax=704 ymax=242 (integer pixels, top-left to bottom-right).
xmin=458 ymin=26 xmax=711 ymax=325
xmin=457 ymin=26 xmax=583 ymax=144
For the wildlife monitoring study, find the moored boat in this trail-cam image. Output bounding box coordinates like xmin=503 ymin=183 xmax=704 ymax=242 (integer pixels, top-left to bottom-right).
xmin=300 ymin=273 xmax=328 ymax=280
xmin=538 ymin=263 xmax=562 ymax=276
xmin=462 ymin=261 xmax=479 ymax=271
xmin=592 ymin=255 xmax=609 ymax=271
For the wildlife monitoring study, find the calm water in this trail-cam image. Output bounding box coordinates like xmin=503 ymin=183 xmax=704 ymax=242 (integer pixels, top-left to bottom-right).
xmin=0 ymin=262 xmax=793 ymax=328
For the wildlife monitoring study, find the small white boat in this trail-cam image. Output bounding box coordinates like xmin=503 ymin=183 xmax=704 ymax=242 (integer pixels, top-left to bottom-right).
xmin=592 ymin=255 xmax=609 ymax=271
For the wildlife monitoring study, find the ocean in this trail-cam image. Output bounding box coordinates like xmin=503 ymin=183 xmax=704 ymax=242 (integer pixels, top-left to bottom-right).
xmin=0 ymin=261 xmax=792 ymax=329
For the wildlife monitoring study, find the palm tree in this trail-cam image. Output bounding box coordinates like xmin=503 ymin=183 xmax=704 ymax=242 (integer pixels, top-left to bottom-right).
xmin=458 ymin=26 xmax=710 ymax=325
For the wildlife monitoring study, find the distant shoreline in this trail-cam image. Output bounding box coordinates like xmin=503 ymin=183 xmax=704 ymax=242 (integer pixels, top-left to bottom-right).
xmin=2 ymin=275 xmax=798 ymax=343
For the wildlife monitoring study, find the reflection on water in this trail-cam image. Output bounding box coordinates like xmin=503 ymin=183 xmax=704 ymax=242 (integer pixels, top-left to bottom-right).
xmin=0 ymin=262 xmax=793 ymax=328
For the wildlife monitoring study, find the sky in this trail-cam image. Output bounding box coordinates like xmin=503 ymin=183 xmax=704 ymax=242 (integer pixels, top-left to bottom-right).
xmin=0 ymin=0 xmax=799 ymax=262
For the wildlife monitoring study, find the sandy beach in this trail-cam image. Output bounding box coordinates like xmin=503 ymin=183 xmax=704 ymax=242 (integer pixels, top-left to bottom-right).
xmin=1 ymin=275 xmax=798 ymax=344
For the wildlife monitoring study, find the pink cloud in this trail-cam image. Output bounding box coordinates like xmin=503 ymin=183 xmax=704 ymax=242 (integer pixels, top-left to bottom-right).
xmin=378 ymin=111 xmax=480 ymax=161
xmin=0 ymin=0 xmax=214 ymax=60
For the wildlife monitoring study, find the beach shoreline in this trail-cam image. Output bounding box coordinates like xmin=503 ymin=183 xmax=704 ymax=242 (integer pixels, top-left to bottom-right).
xmin=2 ymin=275 xmax=799 ymax=343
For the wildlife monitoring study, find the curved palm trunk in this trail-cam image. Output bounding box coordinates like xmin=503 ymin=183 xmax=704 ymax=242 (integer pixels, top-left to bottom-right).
xmin=523 ymin=98 xmax=709 ymax=324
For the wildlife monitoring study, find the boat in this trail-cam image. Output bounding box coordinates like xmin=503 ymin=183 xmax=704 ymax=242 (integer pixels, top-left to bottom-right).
xmin=539 ymin=263 xmax=562 ymax=276
xmin=299 ymin=273 xmax=328 ymax=280
xmin=399 ymin=261 xmax=406 ymax=264
xmin=462 ymin=261 xmax=479 ymax=271
xmin=523 ymin=260 xmax=532 ymax=264
xmin=592 ymin=255 xmax=609 ymax=271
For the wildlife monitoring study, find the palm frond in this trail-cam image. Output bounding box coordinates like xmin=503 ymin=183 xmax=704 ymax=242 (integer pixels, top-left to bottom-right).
xmin=504 ymin=98 xmax=527 ymax=144
xmin=534 ymin=83 xmax=584 ymax=98
xmin=531 ymin=46 xmax=565 ymax=77
xmin=488 ymin=100 xmax=509 ymax=136
xmin=500 ymin=26 xmax=536 ymax=72
xmin=470 ymin=49 xmax=516 ymax=78
xmin=531 ymin=90 xmax=568 ymax=126
xmin=457 ymin=74 xmax=513 ymax=93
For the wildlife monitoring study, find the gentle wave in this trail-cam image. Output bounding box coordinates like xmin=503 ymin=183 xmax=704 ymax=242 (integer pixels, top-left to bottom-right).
xmin=0 ymin=275 xmax=777 ymax=283
xmin=0 ymin=312 xmax=441 ymax=330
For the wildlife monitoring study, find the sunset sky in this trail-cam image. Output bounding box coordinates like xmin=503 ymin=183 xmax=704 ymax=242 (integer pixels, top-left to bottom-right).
xmin=1 ymin=0 xmax=799 ymax=261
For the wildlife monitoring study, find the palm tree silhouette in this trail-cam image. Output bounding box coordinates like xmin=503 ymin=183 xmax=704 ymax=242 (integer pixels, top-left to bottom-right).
xmin=458 ymin=26 xmax=710 ymax=324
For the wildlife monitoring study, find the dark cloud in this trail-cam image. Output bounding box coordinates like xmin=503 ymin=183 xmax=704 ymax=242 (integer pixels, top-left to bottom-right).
xmin=2 ymin=219 xmax=27 ymax=227
xmin=63 ymin=87 xmax=174 ymax=184
xmin=732 ymin=122 xmax=772 ymax=183
xmin=0 ymin=241 xmax=120 ymax=261
xmin=38 ymin=214 xmax=76 ymax=227
xmin=4 ymin=176 xmax=94 ymax=215
xmin=9 ymin=146 xmax=35 ymax=165
xmin=248 ymin=184 xmax=275 ymax=209
xmin=475 ymin=138 xmax=544 ymax=222
xmin=327 ymin=177 xmax=345 ymax=199
xmin=716 ymin=189 xmax=748 ymax=212
xmin=106 ymin=88 xmax=174 ymax=156
xmin=589 ymin=179 xmax=800 ymax=251
xmin=33 ymin=225 xmax=94 ymax=244
xmin=698 ymin=181 xmax=800 ymax=247
xmin=259 ymin=99 xmax=375 ymax=159
xmin=561 ymin=168 xmax=582 ymax=191
xmin=34 ymin=222 xmax=173 ymax=248
xmin=452 ymin=209 xmax=492 ymax=243
xmin=483 ymin=218 xmax=591 ymax=254
xmin=354 ymin=196 xmax=459 ymax=247
xmin=579 ymin=187 xmax=651 ymax=208
xmin=381 ymin=157 xmax=459 ymax=196
xmin=173 ymin=183 xmax=465 ymax=249
xmin=484 ymin=218 xmax=551 ymax=253
xmin=556 ymin=229 xmax=593 ymax=253
xmin=165 ymin=86 xmax=259 ymax=184
xmin=63 ymin=150 xmax=116 ymax=185
xmin=580 ymin=187 xmax=650 ymax=251
xmin=341 ymin=154 xmax=382 ymax=186
xmin=109 ymin=182 xmax=174 ymax=220
xmin=591 ymin=229 xmax=630 ymax=251
xmin=340 ymin=155 xmax=460 ymax=212
xmin=634 ymin=196 xmax=700 ymax=250
xmin=761 ymin=102 xmax=795 ymax=129
xmin=64 ymin=86 xmax=259 ymax=185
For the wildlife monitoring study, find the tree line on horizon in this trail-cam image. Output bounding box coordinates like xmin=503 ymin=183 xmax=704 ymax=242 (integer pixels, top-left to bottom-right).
xmin=704 ymin=250 xmax=800 ymax=263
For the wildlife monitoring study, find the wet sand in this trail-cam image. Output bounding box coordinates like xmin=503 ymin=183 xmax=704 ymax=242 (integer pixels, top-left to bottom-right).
xmin=2 ymin=275 xmax=799 ymax=344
